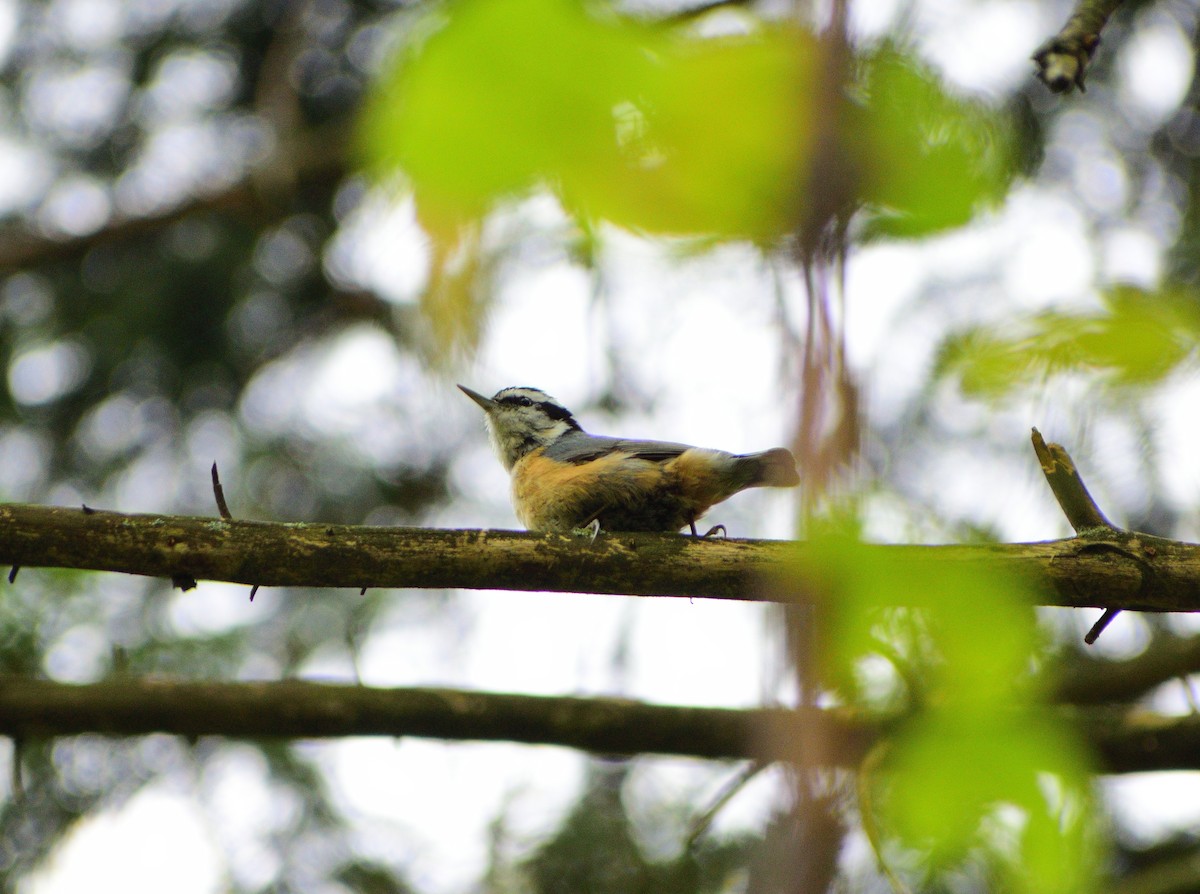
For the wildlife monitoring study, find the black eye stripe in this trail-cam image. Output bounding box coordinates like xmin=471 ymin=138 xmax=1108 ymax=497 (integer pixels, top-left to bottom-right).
xmin=490 ymin=388 xmax=580 ymax=429
xmin=540 ymin=402 xmax=574 ymax=422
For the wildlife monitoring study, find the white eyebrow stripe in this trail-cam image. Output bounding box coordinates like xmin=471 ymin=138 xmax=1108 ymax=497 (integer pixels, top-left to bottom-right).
xmin=494 ymin=387 xmax=554 ymax=403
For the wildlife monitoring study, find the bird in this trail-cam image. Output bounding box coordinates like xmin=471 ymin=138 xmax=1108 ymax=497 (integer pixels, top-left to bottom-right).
xmin=459 ymin=385 xmax=799 ymax=536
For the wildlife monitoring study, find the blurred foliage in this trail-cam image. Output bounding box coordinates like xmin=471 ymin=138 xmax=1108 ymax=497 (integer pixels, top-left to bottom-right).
xmin=1 ymin=0 xmax=1200 ymax=891
xmin=337 ymin=859 xmax=421 ymax=894
xmin=853 ymin=46 xmax=1015 ymax=240
xmin=936 ymin=285 xmax=1200 ymax=397
xmin=794 ymin=522 xmax=1101 ymax=892
xmin=0 ymin=1 xmax=455 ymax=891
xmin=512 ymin=762 xmax=757 ymax=894
xmin=363 ymin=0 xmax=1016 ymax=352
xmin=362 ymin=0 xmax=814 ymax=241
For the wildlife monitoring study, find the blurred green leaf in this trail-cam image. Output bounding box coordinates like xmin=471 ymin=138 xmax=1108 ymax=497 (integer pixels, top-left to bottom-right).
xmin=517 ymin=762 xmax=754 ymax=894
xmin=365 ymin=0 xmax=649 ymax=223
xmin=884 ymin=710 xmax=1096 ymax=892
xmin=791 ymin=527 xmax=1101 ymax=892
xmin=363 ymin=2 xmax=1013 ymax=243
xmin=598 ymin=30 xmax=813 ymax=238
xmin=364 ymin=0 xmax=813 ymax=241
xmin=937 ymin=284 xmax=1200 ymax=397
xmin=855 ymin=47 xmax=1014 ymax=239
xmin=797 ymin=534 xmax=1038 ymax=709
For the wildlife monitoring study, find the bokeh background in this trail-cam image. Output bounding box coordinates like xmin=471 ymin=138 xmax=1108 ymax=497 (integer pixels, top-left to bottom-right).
xmin=3 ymin=0 xmax=1200 ymax=891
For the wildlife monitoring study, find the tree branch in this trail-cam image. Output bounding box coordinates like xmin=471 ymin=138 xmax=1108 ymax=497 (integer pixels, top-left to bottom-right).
xmin=1054 ymin=632 xmax=1200 ymax=705
xmin=0 ymin=676 xmax=1192 ymax=775
xmin=0 ymin=677 xmax=871 ymax=763
xmin=0 ymin=118 xmax=349 ymax=273
xmin=4 ymin=503 xmax=1200 ymax=612
xmin=1080 ymin=709 xmax=1200 ymax=775
xmin=1032 ymin=0 xmax=1123 ymax=94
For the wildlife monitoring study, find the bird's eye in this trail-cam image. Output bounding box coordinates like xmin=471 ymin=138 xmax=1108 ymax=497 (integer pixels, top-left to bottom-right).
xmin=516 ymin=397 xmax=533 ymax=407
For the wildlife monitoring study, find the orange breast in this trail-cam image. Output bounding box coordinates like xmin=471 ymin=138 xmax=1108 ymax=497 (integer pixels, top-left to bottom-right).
xmin=509 ymin=446 xmax=740 ymax=533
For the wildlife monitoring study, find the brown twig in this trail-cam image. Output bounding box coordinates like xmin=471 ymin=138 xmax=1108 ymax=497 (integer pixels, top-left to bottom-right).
xmin=1032 ymin=429 xmax=1124 ymax=644
xmin=1031 ymin=429 xmax=1113 ymax=532
xmin=685 ymin=760 xmax=767 ymax=849
xmin=664 ymin=0 xmax=754 ymax=21
xmin=1032 ymin=0 xmax=1123 ymax=94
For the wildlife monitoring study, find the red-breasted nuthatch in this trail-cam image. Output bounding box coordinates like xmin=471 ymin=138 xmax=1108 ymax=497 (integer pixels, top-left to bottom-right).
xmin=459 ymin=385 xmax=799 ymax=535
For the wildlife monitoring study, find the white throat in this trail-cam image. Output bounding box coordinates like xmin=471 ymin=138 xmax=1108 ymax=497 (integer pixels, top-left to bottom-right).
xmin=487 ymin=417 xmax=574 ymax=471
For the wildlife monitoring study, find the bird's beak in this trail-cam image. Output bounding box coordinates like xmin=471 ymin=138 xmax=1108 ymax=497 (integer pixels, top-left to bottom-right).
xmin=457 ymin=384 xmax=496 ymax=411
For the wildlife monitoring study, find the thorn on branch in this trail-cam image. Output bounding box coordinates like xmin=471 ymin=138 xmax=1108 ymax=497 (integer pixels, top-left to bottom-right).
xmin=360 ymin=587 xmax=367 ymax=596
xmin=81 ymin=504 xmax=95 ymax=514
xmin=7 ymin=566 xmax=17 ymax=584
xmin=1031 ymin=428 xmax=1122 ymax=644
xmin=1085 ymin=608 xmax=1120 ymax=645
xmin=211 ymin=462 xmax=233 ymax=520
xmin=212 ymin=462 xmax=263 ymax=600
xmin=11 ymin=737 xmax=24 ymax=804
xmin=172 ymin=574 xmax=198 ymax=591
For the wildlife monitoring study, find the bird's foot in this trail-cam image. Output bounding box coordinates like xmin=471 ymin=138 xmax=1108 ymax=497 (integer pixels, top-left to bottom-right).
xmin=688 ymin=519 xmax=726 ymax=539
xmin=575 ymin=518 xmax=602 ymax=543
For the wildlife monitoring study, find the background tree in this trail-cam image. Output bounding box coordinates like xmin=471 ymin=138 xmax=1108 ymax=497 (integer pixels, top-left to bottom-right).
xmin=2 ymin=0 xmax=1200 ymax=892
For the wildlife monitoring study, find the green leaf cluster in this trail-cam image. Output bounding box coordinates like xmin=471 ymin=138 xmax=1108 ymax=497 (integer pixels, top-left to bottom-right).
xmin=361 ymin=0 xmax=1015 ymax=244
xmin=363 ymin=0 xmax=811 ymax=241
xmin=792 ymin=527 xmax=1101 ymax=891
xmin=937 ymin=285 xmax=1200 ymax=396
xmin=854 ymin=47 xmax=1015 ymax=240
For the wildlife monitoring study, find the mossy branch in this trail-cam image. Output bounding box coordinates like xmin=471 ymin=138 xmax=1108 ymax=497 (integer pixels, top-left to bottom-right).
xmin=4 ymin=503 xmax=1200 ymax=614
xmin=0 ymin=676 xmax=1193 ymax=775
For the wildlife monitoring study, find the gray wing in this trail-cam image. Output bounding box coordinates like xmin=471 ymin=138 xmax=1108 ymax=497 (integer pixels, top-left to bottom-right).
xmin=542 ymin=429 xmax=698 ymax=465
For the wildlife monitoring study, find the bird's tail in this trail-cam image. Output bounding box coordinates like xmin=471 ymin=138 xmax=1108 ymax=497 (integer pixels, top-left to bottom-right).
xmin=740 ymin=447 xmax=800 ymax=488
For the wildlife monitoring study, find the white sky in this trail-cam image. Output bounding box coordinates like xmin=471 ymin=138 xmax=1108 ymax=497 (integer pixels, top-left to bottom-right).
xmin=16 ymin=1 xmax=1200 ymax=891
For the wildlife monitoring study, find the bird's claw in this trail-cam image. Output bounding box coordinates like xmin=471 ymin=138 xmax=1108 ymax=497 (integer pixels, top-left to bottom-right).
xmin=688 ymin=520 xmax=726 ymax=539
xmin=576 ymin=518 xmax=602 ymax=543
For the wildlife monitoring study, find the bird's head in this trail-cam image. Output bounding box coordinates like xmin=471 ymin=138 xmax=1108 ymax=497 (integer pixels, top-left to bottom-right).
xmin=458 ymin=385 xmax=581 ymax=470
